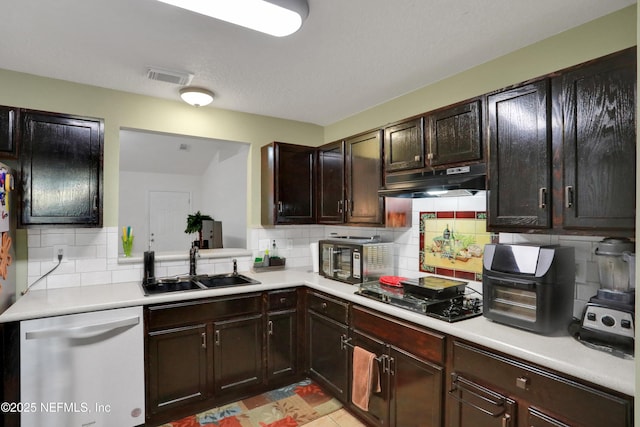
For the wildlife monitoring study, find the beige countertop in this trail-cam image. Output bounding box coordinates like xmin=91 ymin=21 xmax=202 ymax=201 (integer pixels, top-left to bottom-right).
xmin=0 ymin=268 xmax=634 ymax=397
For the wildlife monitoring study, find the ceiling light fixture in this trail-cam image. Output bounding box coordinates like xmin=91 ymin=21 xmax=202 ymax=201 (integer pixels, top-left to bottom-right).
xmin=179 ymin=87 xmax=214 ymax=107
xmin=156 ymin=0 xmax=309 ymax=37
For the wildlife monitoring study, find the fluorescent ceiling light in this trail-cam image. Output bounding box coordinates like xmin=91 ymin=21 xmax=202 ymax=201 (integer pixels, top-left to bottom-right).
xmin=156 ymin=0 xmax=309 ymax=37
xmin=180 ymin=87 xmax=214 ymax=107
xmin=426 ymin=189 xmax=449 ymax=196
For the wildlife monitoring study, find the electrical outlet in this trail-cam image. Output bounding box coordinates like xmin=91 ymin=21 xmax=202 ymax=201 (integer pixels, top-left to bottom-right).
xmin=53 ymin=245 xmax=67 ymax=262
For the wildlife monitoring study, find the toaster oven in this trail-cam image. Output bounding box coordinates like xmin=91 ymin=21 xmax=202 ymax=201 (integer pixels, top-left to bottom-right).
xmin=319 ymin=237 xmax=393 ymax=284
xmin=482 ymin=244 xmax=575 ymax=334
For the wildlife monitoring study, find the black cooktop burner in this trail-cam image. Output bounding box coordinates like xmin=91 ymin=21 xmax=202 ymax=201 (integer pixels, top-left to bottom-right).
xmin=355 ymin=281 xmax=482 ymax=322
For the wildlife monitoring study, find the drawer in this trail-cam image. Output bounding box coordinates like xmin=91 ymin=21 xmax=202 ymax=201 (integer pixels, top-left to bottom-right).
xmin=267 ymin=289 xmax=297 ymax=311
xmin=147 ymin=293 xmax=262 ymax=330
xmin=452 ymin=340 xmax=632 ymax=427
xmin=307 ymin=291 xmax=348 ymax=324
xmin=352 ymin=305 xmax=445 ymax=365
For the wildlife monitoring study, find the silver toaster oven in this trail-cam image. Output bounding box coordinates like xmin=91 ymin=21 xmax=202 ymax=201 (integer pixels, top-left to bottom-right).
xmin=319 ymin=237 xmax=393 ymax=285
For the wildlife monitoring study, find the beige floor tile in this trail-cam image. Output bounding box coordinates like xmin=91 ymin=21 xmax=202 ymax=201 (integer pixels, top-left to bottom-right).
xmin=329 ymin=408 xmax=368 ymax=427
xmin=303 ymin=414 xmax=340 ymax=426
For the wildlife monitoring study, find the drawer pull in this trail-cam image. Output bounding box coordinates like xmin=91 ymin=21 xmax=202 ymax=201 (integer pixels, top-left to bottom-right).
xmin=321 ymin=302 xmax=327 ymax=310
xmin=268 ymin=320 xmax=273 ymax=336
xmin=516 ymin=376 xmax=529 ymax=390
xmin=201 ymin=332 xmax=206 ymax=349
xmin=215 ymin=330 xmax=220 ymax=346
xmin=280 ymin=297 xmax=287 ymax=304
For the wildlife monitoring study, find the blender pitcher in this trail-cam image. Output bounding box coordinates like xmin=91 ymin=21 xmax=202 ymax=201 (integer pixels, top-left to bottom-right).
xmin=595 ymin=237 xmax=634 ymax=292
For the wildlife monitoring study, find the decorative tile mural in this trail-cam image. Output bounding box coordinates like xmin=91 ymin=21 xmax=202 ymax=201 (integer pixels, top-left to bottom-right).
xmin=419 ymin=211 xmax=497 ymax=281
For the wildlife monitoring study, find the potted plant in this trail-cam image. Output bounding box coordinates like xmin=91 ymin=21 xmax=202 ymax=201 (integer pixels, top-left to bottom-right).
xmin=185 ymin=211 xmax=213 ymax=248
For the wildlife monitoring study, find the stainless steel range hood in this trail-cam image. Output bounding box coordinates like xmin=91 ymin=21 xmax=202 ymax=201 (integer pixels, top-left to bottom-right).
xmin=378 ymin=163 xmax=486 ymax=198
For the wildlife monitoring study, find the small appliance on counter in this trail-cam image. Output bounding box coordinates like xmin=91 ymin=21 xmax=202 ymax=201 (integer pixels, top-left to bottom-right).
xmin=482 ymin=243 xmax=575 ymax=334
xmin=319 ymin=236 xmax=393 ymax=284
xmin=576 ymin=237 xmax=635 ymax=355
xmin=355 ymin=276 xmax=482 ymax=322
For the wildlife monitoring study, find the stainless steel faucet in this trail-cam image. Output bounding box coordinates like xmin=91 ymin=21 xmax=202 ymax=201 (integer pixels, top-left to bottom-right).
xmin=189 ymin=245 xmax=198 ymax=275
xmin=232 ymin=258 xmax=238 ymax=276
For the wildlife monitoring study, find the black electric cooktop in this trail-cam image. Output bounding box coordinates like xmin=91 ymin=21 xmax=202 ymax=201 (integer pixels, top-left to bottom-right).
xmin=355 ymin=279 xmax=482 ymax=322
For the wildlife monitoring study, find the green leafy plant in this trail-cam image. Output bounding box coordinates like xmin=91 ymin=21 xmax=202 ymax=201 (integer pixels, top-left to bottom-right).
xmin=185 ymin=211 xmax=213 ymax=248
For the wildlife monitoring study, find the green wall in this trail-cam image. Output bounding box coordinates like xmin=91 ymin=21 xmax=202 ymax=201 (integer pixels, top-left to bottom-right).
xmin=324 ymin=6 xmax=636 ymax=142
xmin=0 ymin=71 xmax=324 ymax=227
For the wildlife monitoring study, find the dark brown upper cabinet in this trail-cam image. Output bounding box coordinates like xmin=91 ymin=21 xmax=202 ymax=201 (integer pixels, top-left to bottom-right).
xmin=487 ymin=47 xmax=636 ymax=235
xmin=383 ymin=118 xmax=424 ymax=172
xmin=345 ymin=130 xmax=384 ymax=225
xmin=0 ymin=106 xmax=20 ymax=159
xmin=316 ymin=141 xmax=345 ymax=224
xmin=261 ymin=142 xmax=316 ymax=225
xmin=20 ymin=110 xmax=103 ymax=227
xmin=426 ymin=100 xmax=482 ymax=167
xmin=558 ymin=47 xmax=636 ymax=232
xmin=487 ymin=79 xmax=551 ymax=229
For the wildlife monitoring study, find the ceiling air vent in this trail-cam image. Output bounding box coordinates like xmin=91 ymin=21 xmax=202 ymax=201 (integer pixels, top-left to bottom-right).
xmin=146 ymin=67 xmax=194 ymax=85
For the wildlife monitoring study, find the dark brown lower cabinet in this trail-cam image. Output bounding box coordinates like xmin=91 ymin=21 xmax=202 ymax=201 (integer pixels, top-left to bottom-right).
xmin=307 ymin=309 xmax=349 ymax=402
xmin=267 ymin=309 xmax=298 ymax=381
xmin=147 ymin=324 xmax=212 ymax=416
xmin=448 ymin=340 xmax=633 ymax=427
xmin=350 ymin=306 xmax=444 ymax=427
xmin=213 ymin=314 xmax=264 ymax=395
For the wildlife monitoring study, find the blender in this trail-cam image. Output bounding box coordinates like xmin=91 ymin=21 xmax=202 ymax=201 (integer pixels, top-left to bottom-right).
xmin=579 ymin=237 xmax=635 ymax=353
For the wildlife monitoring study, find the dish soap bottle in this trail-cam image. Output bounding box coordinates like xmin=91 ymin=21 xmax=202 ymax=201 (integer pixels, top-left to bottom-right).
xmin=263 ymin=249 xmax=270 ymax=267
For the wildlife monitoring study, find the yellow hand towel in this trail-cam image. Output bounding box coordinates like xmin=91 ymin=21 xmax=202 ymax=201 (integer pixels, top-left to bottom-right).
xmin=351 ymin=345 xmax=381 ymax=411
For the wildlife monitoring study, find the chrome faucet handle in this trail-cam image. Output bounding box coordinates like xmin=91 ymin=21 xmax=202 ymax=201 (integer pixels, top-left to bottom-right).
xmin=232 ymin=258 xmax=238 ymax=275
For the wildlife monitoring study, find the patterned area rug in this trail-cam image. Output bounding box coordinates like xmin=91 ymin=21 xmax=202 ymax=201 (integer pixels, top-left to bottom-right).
xmin=161 ymin=379 xmax=343 ymax=427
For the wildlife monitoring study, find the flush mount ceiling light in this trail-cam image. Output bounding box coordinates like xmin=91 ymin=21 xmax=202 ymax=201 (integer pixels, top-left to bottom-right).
xmin=180 ymin=87 xmax=214 ymax=107
xmin=156 ymin=0 xmax=309 ymax=37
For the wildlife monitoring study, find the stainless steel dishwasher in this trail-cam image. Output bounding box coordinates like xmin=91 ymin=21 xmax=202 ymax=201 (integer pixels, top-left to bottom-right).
xmin=20 ymin=306 xmax=145 ymax=427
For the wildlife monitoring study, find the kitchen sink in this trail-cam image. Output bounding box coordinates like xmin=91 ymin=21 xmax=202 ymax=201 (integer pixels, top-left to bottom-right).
xmin=195 ymin=274 xmax=260 ymax=288
xmin=141 ymin=274 xmax=260 ymax=295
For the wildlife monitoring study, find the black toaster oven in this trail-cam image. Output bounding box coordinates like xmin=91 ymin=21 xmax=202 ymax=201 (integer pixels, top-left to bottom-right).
xmin=482 ymin=244 xmax=575 ymax=334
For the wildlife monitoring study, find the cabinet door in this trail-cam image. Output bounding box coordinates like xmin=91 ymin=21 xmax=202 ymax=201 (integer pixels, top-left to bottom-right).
xmin=528 ymin=408 xmax=571 ymax=427
xmin=428 ymin=100 xmax=481 ymax=166
xmin=213 ymin=314 xmax=264 ymax=394
xmin=261 ymin=142 xmax=315 ymax=225
xmin=21 ymin=111 xmax=103 ymax=227
xmin=349 ymin=330 xmax=389 ymax=427
xmin=447 ymin=375 xmax=517 ymax=427
xmin=317 ymin=141 xmax=345 ymax=224
xmin=147 ymin=324 xmax=211 ymax=416
xmin=384 ymin=118 xmax=424 ymax=172
xmin=560 ymin=49 xmax=636 ymax=231
xmin=487 ymin=80 xmax=551 ymax=229
xmin=267 ymin=309 xmax=297 ymax=382
xmin=389 ymin=347 xmax=443 ymax=427
xmin=345 ymin=130 xmax=384 ymax=225
xmin=307 ymin=310 xmax=349 ymax=402
xmin=0 ymin=106 xmax=19 ymax=159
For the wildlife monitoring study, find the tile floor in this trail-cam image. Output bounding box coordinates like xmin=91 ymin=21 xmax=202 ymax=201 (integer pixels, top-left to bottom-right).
xmin=305 ymin=408 xmax=367 ymax=426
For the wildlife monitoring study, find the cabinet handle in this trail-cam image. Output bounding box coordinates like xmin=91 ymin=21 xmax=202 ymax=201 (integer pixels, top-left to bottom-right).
xmin=268 ymin=320 xmax=273 ymax=336
xmin=201 ymin=332 xmax=206 ymax=349
xmin=280 ymin=297 xmax=287 ymax=304
xmin=215 ymin=330 xmax=220 ymax=346
xmin=565 ymin=186 xmax=574 ymax=208
xmin=277 ymin=201 xmax=283 ymax=213
xmin=515 ymin=376 xmax=529 ymax=390
xmin=388 ymin=356 xmax=395 ymax=376
xmin=337 ymin=200 xmax=343 ymax=214
xmin=93 ymin=195 xmax=98 ymax=211
xmin=538 ymin=187 xmax=547 ymax=209
xmin=321 ymin=302 xmax=327 ymax=310
xmin=414 ymin=155 xmax=421 ymax=162
xmin=502 ymin=414 xmax=511 ymax=427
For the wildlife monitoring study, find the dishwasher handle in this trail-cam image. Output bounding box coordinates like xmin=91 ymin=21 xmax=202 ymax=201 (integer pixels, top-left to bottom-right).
xmin=25 ymin=316 xmax=140 ymax=340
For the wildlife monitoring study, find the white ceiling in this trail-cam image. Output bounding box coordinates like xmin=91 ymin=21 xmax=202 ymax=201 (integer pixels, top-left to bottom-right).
xmin=0 ymin=0 xmax=635 ymax=126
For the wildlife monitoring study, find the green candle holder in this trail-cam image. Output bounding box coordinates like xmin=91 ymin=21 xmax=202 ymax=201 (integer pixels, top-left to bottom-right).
xmin=122 ymin=236 xmax=134 ymax=257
